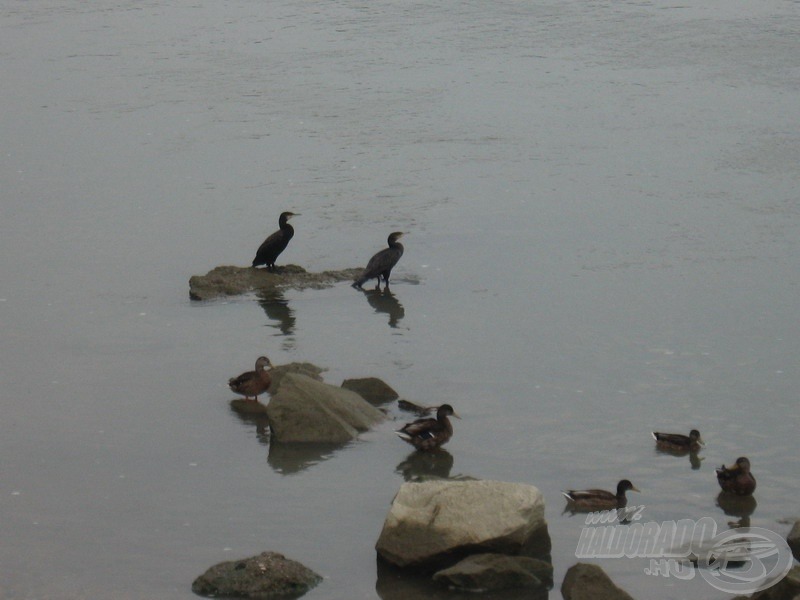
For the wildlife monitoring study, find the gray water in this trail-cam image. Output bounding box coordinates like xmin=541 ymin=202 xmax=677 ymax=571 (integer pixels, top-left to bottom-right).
xmin=2 ymin=1 xmax=799 ymax=598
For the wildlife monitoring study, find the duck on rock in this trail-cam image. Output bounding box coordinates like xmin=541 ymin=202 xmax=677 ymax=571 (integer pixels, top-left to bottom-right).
xmin=228 ymin=356 xmax=272 ymax=402
xmin=395 ymin=403 xmax=459 ymax=451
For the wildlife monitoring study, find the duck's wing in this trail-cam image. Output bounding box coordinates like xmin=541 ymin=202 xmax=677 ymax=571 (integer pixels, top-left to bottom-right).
xmin=562 ymin=488 xmax=615 ymax=502
xmin=652 ymin=432 xmax=690 ymax=445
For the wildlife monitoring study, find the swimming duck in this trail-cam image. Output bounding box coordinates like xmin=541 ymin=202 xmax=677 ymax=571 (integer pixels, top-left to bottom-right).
xmin=652 ymin=429 xmax=704 ymax=452
xmin=395 ymin=404 xmax=459 ymax=451
xmin=228 ymin=356 xmax=272 ymax=401
xmin=562 ymin=480 xmax=641 ymax=510
xmin=716 ymin=457 xmax=756 ymax=496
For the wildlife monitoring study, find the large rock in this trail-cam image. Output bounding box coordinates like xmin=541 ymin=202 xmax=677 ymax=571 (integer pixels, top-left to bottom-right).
xmin=432 ymin=553 xmax=551 ymax=591
xmin=375 ymin=479 xmax=547 ymax=569
xmin=267 ymin=373 xmax=384 ymax=442
xmin=561 ymin=563 xmax=634 ymax=600
xmin=340 ymin=377 xmax=398 ymax=405
xmin=189 ymin=265 xmax=363 ymax=300
xmin=787 ymin=520 xmax=800 ymax=562
xmin=192 ymin=551 xmax=321 ymax=598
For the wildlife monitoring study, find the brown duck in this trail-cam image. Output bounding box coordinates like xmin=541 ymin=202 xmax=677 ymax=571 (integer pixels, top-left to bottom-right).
xmin=562 ymin=480 xmax=641 ymax=510
xmin=716 ymin=457 xmax=756 ymax=496
xmin=228 ymin=356 xmax=272 ymax=401
xmin=652 ymin=429 xmax=704 ymax=452
xmin=395 ymin=404 xmax=459 ymax=451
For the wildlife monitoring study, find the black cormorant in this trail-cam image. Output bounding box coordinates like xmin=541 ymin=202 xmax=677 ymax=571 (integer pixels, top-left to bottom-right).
xmin=352 ymin=231 xmax=404 ymax=289
xmin=252 ymin=211 xmax=299 ymax=270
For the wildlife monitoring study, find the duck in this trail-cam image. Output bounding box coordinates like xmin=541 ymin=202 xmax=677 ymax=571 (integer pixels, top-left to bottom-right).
xmin=562 ymin=479 xmax=641 ymax=510
xmin=652 ymin=429 xmax=704 ymax=452
xmin=228 ymin=356 xmax=272 ymax=401
xmin=395 ymin=404 xmax=459 ymax=451
xmin=716 ymin=457 xmax=756 ymax=496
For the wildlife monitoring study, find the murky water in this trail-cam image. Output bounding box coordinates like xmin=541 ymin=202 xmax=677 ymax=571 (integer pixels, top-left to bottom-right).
xmin=2 ymin=1 xmax=798 ymax=598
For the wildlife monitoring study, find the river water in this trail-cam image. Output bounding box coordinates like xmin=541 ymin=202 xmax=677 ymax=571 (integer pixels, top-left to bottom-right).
xmin=1 ymin=1 xmax=798 ymax=599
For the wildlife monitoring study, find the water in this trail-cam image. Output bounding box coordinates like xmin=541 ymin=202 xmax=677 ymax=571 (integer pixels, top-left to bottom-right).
xmin=1 ymin=1 xmax=798 ymax=598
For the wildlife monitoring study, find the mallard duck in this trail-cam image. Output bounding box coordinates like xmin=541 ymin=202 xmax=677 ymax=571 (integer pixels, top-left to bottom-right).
xmin=562 ymin=480 xmax=641 ymax=510
xmin=228 ymin=356 xmax=272 ymax=401
xmin=716 ymin=457 xmax=756 ymax=496
xmin=252 ymin=212 xmax=299 ymax=270
xmin=395 ymin=403 xmax=459 ymax=451
xmin=352 ymin=232 xmax=404 ymax=289
xmin=652 ymin=429 xmax=704 ymax=452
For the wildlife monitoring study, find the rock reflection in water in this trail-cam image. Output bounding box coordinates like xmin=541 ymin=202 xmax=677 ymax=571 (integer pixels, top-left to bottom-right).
xmin=716 ymin=491 xmax=757 ymax=529
xmin=375 ymin=558 xmax=548 ymax=600
xmin=358 ymin=287 xmax=405 ymax=328
xmin=396 ymin=449 xmax=454 ymax=481
xmin=257 ymin=289 xmax=295 ymax=345
xmin=267 ymin=441 xmax=348 ymax=475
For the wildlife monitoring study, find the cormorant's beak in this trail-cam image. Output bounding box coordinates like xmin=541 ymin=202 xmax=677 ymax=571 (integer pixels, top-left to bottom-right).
xmin=631 ymin=485 xmax=641 ymax=493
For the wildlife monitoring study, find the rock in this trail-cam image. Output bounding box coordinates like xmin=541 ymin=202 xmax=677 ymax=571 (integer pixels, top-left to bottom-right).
xmin=731 ymin=565 xmax=800 ymax=600
xmin=269 ymin=362 xmax=326 ymax=392
xmin=375 ymin=479 xmax=548 ymax=569
xmin=561 ymin=563 xmax=634 ymax=600
xmin=788 ymin=521 xmax=800 ymax=562
xmin=432 ymin=553 xmax=551 ymax=591
xmin=267 ymin=373 xmax=385 ymax=443
xmin=340 ymin=377 xmax=398 ymax=405
xmin=191 ymin=551 xmax=321 ymax=599
xmin=189 ymin=265 xmax=363 ymax=300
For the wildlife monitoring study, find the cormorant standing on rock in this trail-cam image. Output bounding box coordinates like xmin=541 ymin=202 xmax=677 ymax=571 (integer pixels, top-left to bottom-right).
xmin=252 ymin=211 xmax=299 ymax=270
xmin=352 ymin=231 xmax=405 ymax=289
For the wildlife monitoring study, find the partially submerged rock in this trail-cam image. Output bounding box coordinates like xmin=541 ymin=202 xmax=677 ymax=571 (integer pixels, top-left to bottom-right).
xmin=341 ymin=377 xmax=398 ymax=405
xmin=192 ymin=551 xmax=321 ymax=599
xmin=189 ymin=264 xmax=363 ymax=300
xmin=787 ymin=520 xmax=800 ymax=562
xmin=269 ymin=362 xmax=326 ymax=392
xmin=375 ymin=479 xmax=548 ymax=570
xmin=561 ymin=563 xmax=635 ymax=600
xmin=731 ymin=564 xmax=800 ymax=600
xmin=432 ymin=553 xmax=552 ymax=592
xmin=267 ymin=373 xmax=385 ymax=443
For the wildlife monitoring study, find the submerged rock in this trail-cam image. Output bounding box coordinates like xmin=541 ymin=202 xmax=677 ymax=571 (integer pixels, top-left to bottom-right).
xmin=432 ymin=553 xmax=552 ymax=592
xmin=375 ymin=479 xmax=548 ymax=569
xmin=192 ymin=551 xmax=321 ymax=599
xmin=561 ymin=563 xmax=635 ymax=600
xmin=340 ymin=377 xmax=398 ymax=405
xmin=189 ymin=264 xmax=363 ymax=300
xmin=267 ymin=373 xmax=385 ymax=443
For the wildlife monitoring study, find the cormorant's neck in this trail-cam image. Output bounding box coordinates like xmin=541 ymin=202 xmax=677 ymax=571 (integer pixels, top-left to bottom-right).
xmin=279 ymin=216 xmax=291 ymax=229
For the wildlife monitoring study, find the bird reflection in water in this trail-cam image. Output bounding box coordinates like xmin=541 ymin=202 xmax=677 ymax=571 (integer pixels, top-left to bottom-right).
xmin=357 ymin=286 xmax=405 ymax=328
xmin=654 ymin=445 xmax=705 ymax=471
xmin=716 ymin=492 xmax=757 ymax=529
xmin=257 ymin=289 xmax=296 ymax=349
xmin=228 ymin=403 xmax=270 ymax=447
xmin=395 ymin=449 xmax=454 ymax=481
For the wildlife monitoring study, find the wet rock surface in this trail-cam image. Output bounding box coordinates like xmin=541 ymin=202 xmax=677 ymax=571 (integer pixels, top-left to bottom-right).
xmin=267 ymin=372 xmax=385 ymax=443
xmin=192 ymin=551 xmax=322 ymax=599
xmin=189 ymin=264 xmax=363 ymax=300
xmin=341 ymin=377 xmax=399 ymax=405
xmin=561 ymin=563 xmax=635 ymax=600
xmin=375 ymin=479 xmax=548 ymax=569
xmin=787 ymin=520 xmax=800 ymax=562
xmin=731 ymin=565 xmax=800 ymax=600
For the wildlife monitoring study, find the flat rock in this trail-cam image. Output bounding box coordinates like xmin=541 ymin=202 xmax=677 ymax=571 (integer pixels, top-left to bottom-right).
xmin=340 ymin=377 xmax=399 ymax=405
xmin=375 ymin=479 xmax=548 ymax=569
xmin=432 ymin=553 xmax=551 ymax=591
xmin=189 ymin=264 xmax=363 ymax=300
xmin=561 ymin=563 xmax=635 ymax=600
xmin=267 ymin=373 xmax=385 ymax=443
xmin=269 ymin=362 xmax=326 ymax=391
xmin=192 ymin=551 xmax=321 ymax=599
xmin=731 ymin=565 xmax=800 ymax=600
